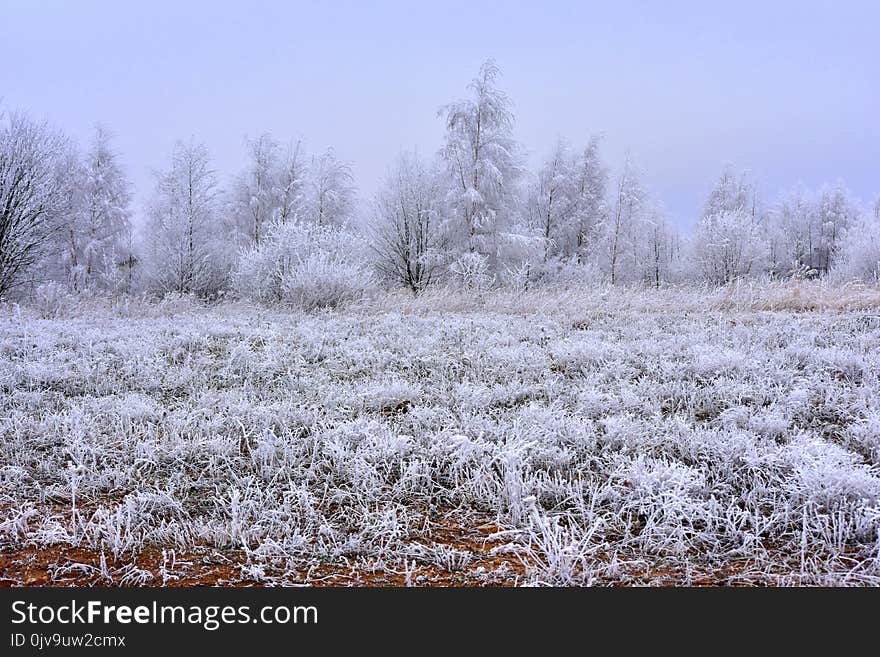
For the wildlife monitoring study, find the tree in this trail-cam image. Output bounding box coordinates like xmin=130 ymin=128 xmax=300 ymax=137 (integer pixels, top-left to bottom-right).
xmin=766 ymin=186 xmax=814 ymax=276
xmin=0 ymin=112 xmax=68 ymax=297
xmin=371 ymin=152 xmax=447 ymax=293
xmin=637 ymin=209 xmax=680 ymax=288
xmin=230 ymin=134 xmax=307 ymax=245
xmin=692 ymin=165 xmax=767 ymax=283
xmin=570 ymin=136 xmax=608 ymax=263
xmin=62 ymin=126 xmax=132 ymax=291
xmin=527 ymin=136 xmax=609 ymax=267
xmin=703 ymin=164 xmax=759 ymax=220
xmin=604 ymin=156 xmax=644 ymax=284
xmin=230 ymin=133 xmax=280 ymax=246
xmin=276 ymin=139 xmax=306 ymax=225
xmin=832 ymin=210 xmax=879 ymax=282
xmin=438 ymin=59 xmax=523 ymax=267
xmin=527 ymin=139 xmax=577 ymax=262
xmin=814 ymin=183 xmax=856 ymax=274
xmin=303 ymin=148 xmax=355 ymax=227
xmin=145 ymin=140 xmax=229 ymax=296
xmin=764 ymin=183 xmax=857 ymax=278
xmin=694 ymin=208 xmax=766 ymax=284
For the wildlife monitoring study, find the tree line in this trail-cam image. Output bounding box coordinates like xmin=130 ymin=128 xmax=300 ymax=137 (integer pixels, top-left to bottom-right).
xmin=2 ymin=60 xmax=879 ymax=305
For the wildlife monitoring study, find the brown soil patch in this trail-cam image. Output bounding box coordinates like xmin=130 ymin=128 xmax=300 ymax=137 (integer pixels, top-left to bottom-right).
xmin=0 ymin=514 xmax=527 ymax=587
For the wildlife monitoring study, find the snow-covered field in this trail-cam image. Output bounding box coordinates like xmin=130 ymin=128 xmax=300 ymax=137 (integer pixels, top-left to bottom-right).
xmin=2 ymin=285 xmax=880 ymax=586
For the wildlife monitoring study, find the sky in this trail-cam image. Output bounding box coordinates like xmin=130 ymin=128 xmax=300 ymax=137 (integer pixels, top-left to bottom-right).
xmin=1 ymin=0 xmax=878 ymax=230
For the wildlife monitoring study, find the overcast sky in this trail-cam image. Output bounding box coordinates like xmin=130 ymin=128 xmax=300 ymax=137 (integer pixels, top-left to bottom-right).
xmin=2 ymin=0 xmax=878 ymax=229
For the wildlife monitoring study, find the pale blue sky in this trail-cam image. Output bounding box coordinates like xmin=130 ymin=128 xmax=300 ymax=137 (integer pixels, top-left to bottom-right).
xmin=1 ymin=0 xmax=878 ymax=228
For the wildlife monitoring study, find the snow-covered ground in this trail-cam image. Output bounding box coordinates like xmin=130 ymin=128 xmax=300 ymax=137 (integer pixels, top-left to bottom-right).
xmin=2 ymin=285 xmax=880 ymax=585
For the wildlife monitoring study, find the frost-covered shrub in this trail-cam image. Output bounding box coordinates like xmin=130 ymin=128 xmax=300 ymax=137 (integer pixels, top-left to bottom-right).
xmin=448 ymin=252 xmax=494 ymax=291
xmin=541 ymin=258 xmax=603 ymax=287
xmin=282 ymin=252 xmax=371 ymax=311
xmin=32 ymin=282 xmax=75 ymax=318
xmin=155 ymin=291 xmax=203 ymax=316
xmin=234 ymin=221 xmax=374 ymax=309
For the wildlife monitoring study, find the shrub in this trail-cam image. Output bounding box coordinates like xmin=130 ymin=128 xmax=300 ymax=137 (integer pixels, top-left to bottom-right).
xmin=234 ymin=221 xmax=374 ymax=309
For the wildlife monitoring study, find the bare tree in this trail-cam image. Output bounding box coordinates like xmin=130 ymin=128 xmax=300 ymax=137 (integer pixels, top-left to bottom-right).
xmin=145 ymin=140 xmax=229 ymax=296
xmin=815 ymin=183 xmax=857 ymax=274
xmin=305 ymin=148 xmax=355 ymax=226
xmin=606 ymin=156 xmax=643 ymax=284
xmin=231 ymin=133 xmax=280 ymax=246
xmin=639 ymin=209 xmax=680 ymax=288
xmin=0 ymin=112 xmax=68 ymax=297
xmin=571 ymin=136 xmax=608 ymax=263
xmin=527 ymin=136 xmax=608 ymax=266
xmin=371 ymin=152 xmax=447 ymax=293
xmin=694 ymin=208 xmax=766 ymax=284
xmin=527 ymin=139 xmax=576 ymax=262
xmin=276 ymin=139 xmax=306 ymax=224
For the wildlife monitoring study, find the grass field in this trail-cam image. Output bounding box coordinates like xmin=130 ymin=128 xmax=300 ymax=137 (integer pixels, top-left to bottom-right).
xmin=2 ymin=284 xmax=880 ymax=586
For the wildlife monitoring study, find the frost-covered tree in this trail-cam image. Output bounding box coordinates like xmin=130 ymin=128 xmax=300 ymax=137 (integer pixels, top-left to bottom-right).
xmin=637 ymin=209 xmax=681 ymax=288
xmin=692 ymin=165 xmax=766 ymax=283
xmin=0 ymin=112 xmax=68 ymax=297
xmin=527 ymin=139 xmax=577 ymax=262
xmin=371 ymin=152 xmax=447 ymax=293
xmin=814 ymin=183 xmax=857 ymax=274
xmin=833 ymin=222 xmax=879 ymax=282
xmin=604 ymin=156 xmax=644 ymax=284
xmin=527 ymin=136 xmax=608 ymax=267
xmin=439 ymin=59 xmax=523 ymax=266
xmin=230 ymin=133 xmax=280 ymax=246
xmin=145 ymin=140 xmax=230 ymax=296
xmin=570 ymin=136 xmax=608 ymax=263
xmin=832 ymin=204 xmax=878 ymax=282
xmin=62 ymin=126 xmax=132 ymax=291
xmin=766 ymin=186 xmax=814 ymax=276
xmin=303 ymin=148 xmax=355 ymax=227
xmin=703 ymin=165 xmax=758 ymax=219
xmin=230 ymin=135 xmax=307 ymax=244
xmin=765 ymin=183 xmax=857 ymax=277
xmin=694 ymin=208 xmax=766 ymax=284
xmin=276 ymin=139 xmax=306 ymax=225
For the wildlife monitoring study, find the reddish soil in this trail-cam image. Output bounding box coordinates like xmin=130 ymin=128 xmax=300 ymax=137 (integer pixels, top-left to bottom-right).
xmin=0 ymin=515 xmax=527 ymax=587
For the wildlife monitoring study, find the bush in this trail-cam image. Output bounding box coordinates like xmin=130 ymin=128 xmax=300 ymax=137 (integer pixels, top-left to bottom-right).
xmin=234 ymin=221 xmax=374 ymax=309
xmin=448 ymin=252 xmax=494 ymax=291
xmin=33 ymin=282 xmax=75 ymax=318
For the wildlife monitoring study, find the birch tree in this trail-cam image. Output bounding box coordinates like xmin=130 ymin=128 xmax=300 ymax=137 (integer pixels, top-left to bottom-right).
xmin=62 ymin=126 xmax=132 ymax=290
xmin=694 ymin=209 xmax=765 ymax=283
xmin=145 ymin=140 xmax=229 ymax=296
xmin=276 ymin=139 xmax=306 ymax=225
xmin=527 ymin=139 xmax=576 ymax=262
xmin=605 ymin=156 xmax=644 ymax=284
xmin=570 ymin=136 xmax=608 ymax=263
xmin=231 ymin=133 xmax=279 ymax=246
xmin=439 ymin=59 xmax=523 ymax=267
xmin=304 ymin=148 xmax=355 ymax=227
